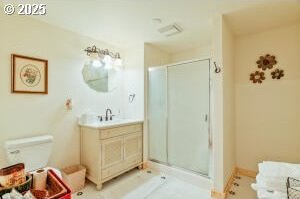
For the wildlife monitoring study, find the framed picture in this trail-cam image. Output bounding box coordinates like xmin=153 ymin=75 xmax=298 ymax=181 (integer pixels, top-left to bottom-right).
xmin=11 ymin=54 xmax=48 ymax=94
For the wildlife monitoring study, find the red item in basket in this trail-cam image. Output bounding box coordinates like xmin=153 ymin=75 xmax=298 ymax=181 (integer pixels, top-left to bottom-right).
xmin=47 ymin=170 xmax=71 ymax=199
xmin=31 ymin=189 xmax=47 ymax=199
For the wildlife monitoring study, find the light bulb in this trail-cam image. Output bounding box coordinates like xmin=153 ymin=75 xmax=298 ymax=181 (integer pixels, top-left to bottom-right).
xmin=92 ymin=59 xmax=103 ymax=68
xmin=103 ymin=55 xmax=112 ymax=64
xmin=114 ymin=58 xmax=123 ymax=66
xmin=89 ymin=53 xmax=103 ymax=68
xmin=104 ymin=62 xmax=113 ymax=70
xmin=103 ymin=55 xmax=113 ymax=69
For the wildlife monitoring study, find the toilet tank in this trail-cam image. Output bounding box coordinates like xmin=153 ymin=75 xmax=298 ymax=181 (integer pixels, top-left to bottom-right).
xmin=4 ymin=135 xmax=54 ymax=172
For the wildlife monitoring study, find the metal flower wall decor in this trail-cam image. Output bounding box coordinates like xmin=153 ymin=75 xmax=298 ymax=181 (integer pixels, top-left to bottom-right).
xmin=256 ymin=54 xmax=277 ymax=70
xmin=271 ymin=69 xmax=284 ymax=79
xmin=250 ymin=71 xmax=265 ymax=84
xmin=250 ymin=54 xmax=285 ymax=84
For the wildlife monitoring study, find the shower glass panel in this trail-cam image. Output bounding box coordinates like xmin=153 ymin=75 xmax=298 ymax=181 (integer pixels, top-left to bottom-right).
xmin=167 ymin=60 xmax=210 ymax=175
xmin=148 ymin=59 xmax=210 ymax=176
xmin=148 ymin=67 xmax=167 ymax=163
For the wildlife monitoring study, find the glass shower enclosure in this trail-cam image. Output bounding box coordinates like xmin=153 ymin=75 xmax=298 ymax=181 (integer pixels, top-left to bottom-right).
xmin=148 ymin=59 xmax=211 ymax=176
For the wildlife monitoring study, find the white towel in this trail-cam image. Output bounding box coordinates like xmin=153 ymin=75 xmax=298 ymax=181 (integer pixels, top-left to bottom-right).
xmin=251 ymin=182 xmax=275 ymax=192
xmin=256 ymin=174 xmax=287 ymax=193
xmin=259 ymin=161 xmax=300 ymax=177
xmin=256 ymin=189 xmax=287 ymax=199
xmin=253 ymin=161 xmax=300 ymax=198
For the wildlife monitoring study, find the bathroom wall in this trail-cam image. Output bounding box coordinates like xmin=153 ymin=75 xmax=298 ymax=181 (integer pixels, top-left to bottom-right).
xmin=222 ymin=18 xmax=236 ymax=186
xmin=210 ymin=15 xmax=237 ymax=192
xmin=0 ymin=13 xmax=125 ymax=169
xmin=144 ymin=44 xmax=171 ymax=67
xmin=170 ymin=45 xmax=212 ymax=63
xmin=235 ymin=22 xmax=300 ymax=171
xmin=144 ymin=43 xmax=211 ymax=66
xmin=211 ymin=14 xmax=225 ymax=192
xmin=123 ymin=43 xmax=144 ymax=120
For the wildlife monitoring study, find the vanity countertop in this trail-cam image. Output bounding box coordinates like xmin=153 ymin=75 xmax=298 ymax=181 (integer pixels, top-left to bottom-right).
xmin=78 ymin=118 xmax=144 ymax=129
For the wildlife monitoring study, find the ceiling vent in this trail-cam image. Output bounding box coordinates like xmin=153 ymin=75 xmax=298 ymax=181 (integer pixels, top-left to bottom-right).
xmin=158 ymin=23 xmax=183 ymax=37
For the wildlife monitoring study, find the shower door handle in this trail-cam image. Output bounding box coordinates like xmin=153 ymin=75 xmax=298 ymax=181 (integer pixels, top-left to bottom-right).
xmin=205 ymin=114 xmax=212 ymax=148
xmin=208 ymin=130 xmax=212 ymax=148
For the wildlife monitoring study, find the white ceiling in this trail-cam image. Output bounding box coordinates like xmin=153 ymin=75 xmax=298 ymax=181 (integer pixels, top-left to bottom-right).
xmin=2 ymin=0 xmax=300 ymax=53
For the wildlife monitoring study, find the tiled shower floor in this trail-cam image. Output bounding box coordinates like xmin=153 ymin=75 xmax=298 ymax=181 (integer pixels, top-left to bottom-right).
xmin=72 ymin=168 xmax=211 ymax=199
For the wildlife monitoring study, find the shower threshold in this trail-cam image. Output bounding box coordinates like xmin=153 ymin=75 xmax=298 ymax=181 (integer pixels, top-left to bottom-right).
xmin=147 ymin=160 xmax=212 ymax=191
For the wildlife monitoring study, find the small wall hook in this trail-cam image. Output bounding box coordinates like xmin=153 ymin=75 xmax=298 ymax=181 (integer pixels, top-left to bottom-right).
xmin=65 ymin=98 xmax=73 ymax=110
xmin=214 ymin=62 xmax=221 ymax=73
xmin=129 ymin=93 xmax=136 ymax=103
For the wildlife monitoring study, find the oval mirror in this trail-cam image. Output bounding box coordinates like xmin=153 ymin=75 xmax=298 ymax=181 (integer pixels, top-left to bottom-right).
xmin=82 ymin=60 xmax=121 ymax=92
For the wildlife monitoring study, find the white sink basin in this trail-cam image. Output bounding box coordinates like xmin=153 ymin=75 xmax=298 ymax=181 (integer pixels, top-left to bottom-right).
xmin=79 ymin=118 xmax=143 ymax=129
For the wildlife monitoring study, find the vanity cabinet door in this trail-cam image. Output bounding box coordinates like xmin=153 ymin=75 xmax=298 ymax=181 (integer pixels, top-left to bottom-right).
xmin=124 ymin=133 xmax=142 ymax=160
xmin=101 ymin=137 xmax=123 ymax=168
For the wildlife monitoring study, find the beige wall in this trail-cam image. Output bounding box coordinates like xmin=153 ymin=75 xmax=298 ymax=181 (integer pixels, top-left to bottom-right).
xmin=211 ymin=14 xmax=225 ymax=192
xmin=144 ymin=43 xmax=212 ymax=66
xmin=144 ymin=43 xmax=171 ymax=67
xmin=222 ymin=18 xmax=236 ymax=186
xmin=0 ymin=14 xmax=125 ymax=169
xmin=123 ymin=43 xmax=145 ymax=120
xmin=235 ymin=23 xmax=300 ymax=171
xmin=170 ymin=46 xmax=212 ymax=63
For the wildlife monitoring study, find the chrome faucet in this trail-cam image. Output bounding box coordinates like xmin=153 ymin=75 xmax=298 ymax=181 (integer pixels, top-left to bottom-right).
xmin=105 ymin=108 xmax=113 ymax=121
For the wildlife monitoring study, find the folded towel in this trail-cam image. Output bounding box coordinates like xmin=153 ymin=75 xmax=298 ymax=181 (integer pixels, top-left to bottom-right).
xmin=259 ymin=162 xmax=300 ymax=177
xmin=253 ymin=161 xmax=300 ymax=198
xmin=256 ymin=174 xmax=287 ymax=193
xmin=251 ymin=182 xmax=275 ymax=192
xmin=257 ymin=189 xmax=287 ymax=199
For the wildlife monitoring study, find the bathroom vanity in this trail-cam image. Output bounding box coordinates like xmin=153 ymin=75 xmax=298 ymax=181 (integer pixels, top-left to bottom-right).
xmin=79 ymin=119 xmax=143 ymax=190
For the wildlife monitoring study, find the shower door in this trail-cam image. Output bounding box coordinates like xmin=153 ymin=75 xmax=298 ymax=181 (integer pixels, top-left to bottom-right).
xmin=148 ymin=59 xmax=210 ymax=176
xmin=167 ymin=60 xmax=210 ymax=175
xmin=148 ymin=67 xmax=167 ymax=163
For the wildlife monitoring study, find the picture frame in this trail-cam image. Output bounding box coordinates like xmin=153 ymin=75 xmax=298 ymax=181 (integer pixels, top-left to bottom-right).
xmin=11 ymin=54 xmax=48 ymax=94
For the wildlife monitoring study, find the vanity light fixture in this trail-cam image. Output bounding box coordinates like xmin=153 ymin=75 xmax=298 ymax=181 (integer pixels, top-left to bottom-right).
xmin=84 ymin=45 xmax=123 ymax=68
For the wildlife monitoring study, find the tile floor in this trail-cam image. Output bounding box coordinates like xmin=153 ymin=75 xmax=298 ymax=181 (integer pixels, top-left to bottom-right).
xmin=227 ymin=176 xmax=257 ymax=199
xmin=72 ymin=168 xmax=211 ymax=199
xmin=72 ymin=168 xmax=257 ymax=199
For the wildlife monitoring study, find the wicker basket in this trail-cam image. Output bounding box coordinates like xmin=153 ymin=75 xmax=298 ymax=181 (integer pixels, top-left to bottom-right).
xmin=287 ymin=177 xmax=300 ymax=199
xmin=48 ymin=169 xmax=71 ymax=199
xmin=0 ymin=175 xmax=32 ymax=197
xmin=0 ymin=170 xmax=71 ymax=199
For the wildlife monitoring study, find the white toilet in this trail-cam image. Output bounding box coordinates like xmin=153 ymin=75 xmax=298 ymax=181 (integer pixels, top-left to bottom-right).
xmin=4 ymin=135 xmax=61 ymax=178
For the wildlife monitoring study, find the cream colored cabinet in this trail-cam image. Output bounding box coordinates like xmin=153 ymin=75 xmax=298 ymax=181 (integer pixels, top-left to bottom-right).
xmin=101 ymin=137 xmax=123 ymax=168
xmin=80 ymin=122 xmax=143 ymax=190
xmin=124 ymin=133 xmax=142 ymax=159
